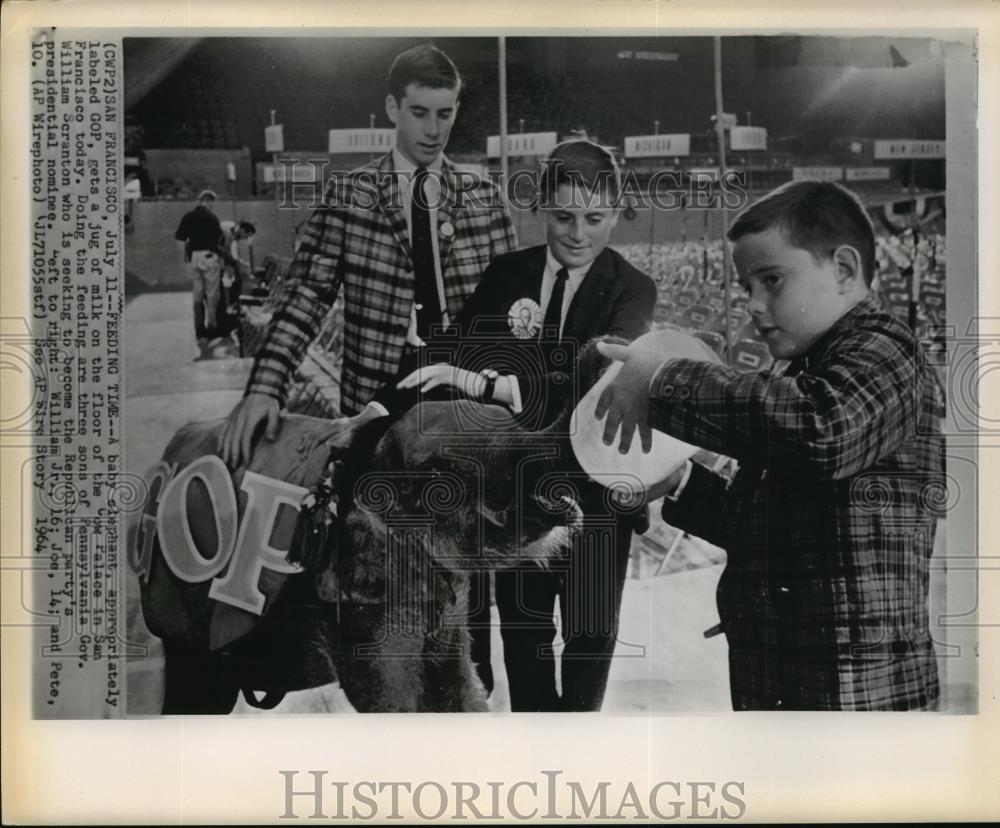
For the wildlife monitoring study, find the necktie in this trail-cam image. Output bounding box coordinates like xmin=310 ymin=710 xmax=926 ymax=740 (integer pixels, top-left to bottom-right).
xmin=410 ymin=167 xmax=441 ymax=339
xmin=542 ymin=267 xmax=569 ymax=341
xmin=782 ymin=357 xmax=806 ymax=377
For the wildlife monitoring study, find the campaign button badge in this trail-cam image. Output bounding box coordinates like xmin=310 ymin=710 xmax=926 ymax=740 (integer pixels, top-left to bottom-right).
xmin=508 ymin=298 xmax=542 ymax=339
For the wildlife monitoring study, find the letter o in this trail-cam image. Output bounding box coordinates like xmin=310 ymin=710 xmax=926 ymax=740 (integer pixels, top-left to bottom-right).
xmin=157 ymin=455 xmax=238 ymax=582
xmin=412 ymin=782 xmax=447 ymax=820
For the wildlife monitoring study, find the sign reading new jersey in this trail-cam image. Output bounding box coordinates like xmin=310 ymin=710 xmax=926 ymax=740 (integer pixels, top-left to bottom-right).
xmin=730 ymin=126 xmax=768 ymax=151
xmin=845 ymin=166 xmax=891 ymax=181
xmin=792 ymin=166 xmax=844 ymax=182
xmin=264 ymin=124 xmax=284 ymax=153
xmin=486 ymin=132 xmax=558 ymax=158
xmin=328 ymin=128 xmax=397 ymax=154
xmin=873 ymin=140 xmax=945 ymax=159
xmin=623 ymin=134 xmax=691 ymax=158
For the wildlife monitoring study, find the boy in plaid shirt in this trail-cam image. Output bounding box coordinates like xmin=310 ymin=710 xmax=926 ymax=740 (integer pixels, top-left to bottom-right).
xmin=596 ymin=181 xmax=944 ymax=710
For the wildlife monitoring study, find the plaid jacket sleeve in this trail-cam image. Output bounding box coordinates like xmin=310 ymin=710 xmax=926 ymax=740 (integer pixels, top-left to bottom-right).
xmin=648 ymin=307 xmax=925 ymax=478
xmin=244 ymin=179 xmax=348 ymax=403
xmin=489 ymin=198 xmax=518 ymax=259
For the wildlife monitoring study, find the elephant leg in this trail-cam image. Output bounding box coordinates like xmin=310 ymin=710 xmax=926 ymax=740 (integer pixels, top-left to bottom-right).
xmin=161 ymin=640 xmax=240 ymax=715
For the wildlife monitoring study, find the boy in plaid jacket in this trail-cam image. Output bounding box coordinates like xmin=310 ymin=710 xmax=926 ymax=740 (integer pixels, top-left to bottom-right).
xmin=221 ymin=44 xmax=516 ymax=466
xmin=596 ymin=181 xmax=945 ymax=710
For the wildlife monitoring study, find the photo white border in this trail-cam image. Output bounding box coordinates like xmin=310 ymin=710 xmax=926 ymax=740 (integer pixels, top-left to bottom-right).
xmin=2 ymin=0 xmax=998 ymax=822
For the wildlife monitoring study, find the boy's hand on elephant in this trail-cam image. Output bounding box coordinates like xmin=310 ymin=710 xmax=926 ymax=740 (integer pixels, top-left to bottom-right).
xmin=219 ymin=392 xmax=281 ymax=469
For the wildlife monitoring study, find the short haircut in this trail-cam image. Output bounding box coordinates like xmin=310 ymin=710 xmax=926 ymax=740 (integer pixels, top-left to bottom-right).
xmin=387 ymin=44 xmax=461 ymax=102
xmin=237 ymin=220 xmax=256 ymax=236
xmin=726 ymin=181 xmax=877 ymax=284
xmin=538 ymin=138 xmax=622 ymax=208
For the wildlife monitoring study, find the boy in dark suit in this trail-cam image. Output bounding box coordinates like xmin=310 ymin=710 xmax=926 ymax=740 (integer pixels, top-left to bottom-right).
xmin=358 ymin=139 xmax=657 ymax=710
xmin=595 ymin=181 xmax=944 ymax=710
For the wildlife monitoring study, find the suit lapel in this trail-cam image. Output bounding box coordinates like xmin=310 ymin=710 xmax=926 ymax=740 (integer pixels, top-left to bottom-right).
xmin=377 ymin=154 xmax=412 ymax=262
xmin=563 ymin=249 xmax=614 ymax=342
xmin=491 ymin=247 xmax=545 ymax=340
xmin=525 ymin=246 xmax=548 ymax=305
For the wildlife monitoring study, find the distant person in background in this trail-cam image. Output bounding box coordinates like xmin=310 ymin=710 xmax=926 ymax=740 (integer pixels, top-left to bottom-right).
xmin=213 ymin=220 xmax=257 ymax=346
xmin=225 ymin=157 xmax=237 ymax=198
xmin=175 ymin=188 xmax=223 ymax=358
xmin=124 ymin=172 xmax=142 ymax=233
xmin=219 ymin=219 xmax=256 ymax=277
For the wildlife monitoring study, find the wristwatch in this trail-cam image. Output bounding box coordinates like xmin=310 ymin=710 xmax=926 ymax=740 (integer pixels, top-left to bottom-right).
xmin=479 ymin=369 xmax=499 ymax=404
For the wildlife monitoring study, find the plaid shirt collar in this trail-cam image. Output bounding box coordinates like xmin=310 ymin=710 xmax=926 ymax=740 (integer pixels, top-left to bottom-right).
xmin=787 ymin=295 xmax=879 ymax=375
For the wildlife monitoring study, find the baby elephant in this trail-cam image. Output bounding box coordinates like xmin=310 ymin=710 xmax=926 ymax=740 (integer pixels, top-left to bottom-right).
xmin=130 ymin=402 xmax=582 ymax=714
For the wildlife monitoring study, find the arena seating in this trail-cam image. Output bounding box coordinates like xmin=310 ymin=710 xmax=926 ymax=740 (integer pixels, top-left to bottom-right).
xmin=239 ymin=254 xmax=292 ymax=358
xmin=680 ymin=304 xmax=716 ymax=329
xmin=691 ymin=330 xmax=727 ymax=359
xmin=250 ymin=226 xmax=946 ymax=415
xmin=289 ymin=297 xmax=346 ymax=418
xmin=130 ymin=50 xmax=239 ymax=150
xmin=873 ymin=230 xmax=946 ymax=339
xmin=617 ymin=240 xmax=771 ymax=370
xmin=730 ymin=339 xmax=774 ymax=372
